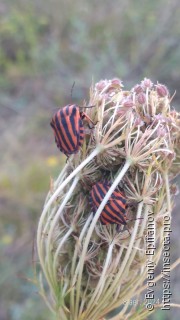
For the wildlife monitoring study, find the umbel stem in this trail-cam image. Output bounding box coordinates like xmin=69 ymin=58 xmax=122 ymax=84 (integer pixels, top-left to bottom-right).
xmin=37 ymin=146 xmax=102 ymax=279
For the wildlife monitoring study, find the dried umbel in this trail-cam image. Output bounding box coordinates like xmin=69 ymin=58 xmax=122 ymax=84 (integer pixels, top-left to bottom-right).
xmin=36 ymin=78 xmax=180 ymax=320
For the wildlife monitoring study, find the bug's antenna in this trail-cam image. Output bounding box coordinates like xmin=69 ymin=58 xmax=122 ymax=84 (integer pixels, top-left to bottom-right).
xmin=70 ymin=81 xmax=75 ymax=102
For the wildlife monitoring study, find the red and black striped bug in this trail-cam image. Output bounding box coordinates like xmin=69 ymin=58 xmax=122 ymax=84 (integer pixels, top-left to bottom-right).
xmin=50 ymin=104 xmax=95 ymax=156
xmin=90 ymin=181 xmax=128 ymax=229
xmin=90 ymin=181 xmax=142 ymax=235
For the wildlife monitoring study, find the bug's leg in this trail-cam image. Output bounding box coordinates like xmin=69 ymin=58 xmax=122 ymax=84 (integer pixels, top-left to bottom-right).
xmin=126 ymin=217 xmax=144 ymax=222
xmin=66 ymin=155 xmax=70 ymax=163
xmin=127 ymin=199 xmax=143 ymax=207
xmin=80 ymin=112 xmax=98 ymax=128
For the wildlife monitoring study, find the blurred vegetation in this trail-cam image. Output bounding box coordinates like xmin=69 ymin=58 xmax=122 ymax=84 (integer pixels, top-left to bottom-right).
xmin=0 ymin=0 xmax=180 ymax=319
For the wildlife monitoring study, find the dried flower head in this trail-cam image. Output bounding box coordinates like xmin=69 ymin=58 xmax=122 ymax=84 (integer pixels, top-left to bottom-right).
xmin=36 ymin=78 xmax=180 ymax=320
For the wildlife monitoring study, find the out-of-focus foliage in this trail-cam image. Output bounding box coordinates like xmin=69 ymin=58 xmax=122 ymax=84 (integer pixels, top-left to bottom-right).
xmin=1 ymin=0 xmax=180 ymax=99
xmin=0 ymin=0 xmax=179 ymax=319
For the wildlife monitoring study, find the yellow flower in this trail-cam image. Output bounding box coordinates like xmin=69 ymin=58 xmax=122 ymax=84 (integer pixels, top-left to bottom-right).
xmin=46 ymin=156 xmax=58 ymax=167
xmin=1 ymin=234 xmax=13 ymax=245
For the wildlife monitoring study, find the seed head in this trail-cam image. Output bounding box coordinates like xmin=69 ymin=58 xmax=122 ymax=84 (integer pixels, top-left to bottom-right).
xmin=156 ymin=83 xmax=169 ymax=97
xmin=36 ymin=78 xmax=180 ymax=320
xmin=141 ymin=77 xmax=153 ymax=89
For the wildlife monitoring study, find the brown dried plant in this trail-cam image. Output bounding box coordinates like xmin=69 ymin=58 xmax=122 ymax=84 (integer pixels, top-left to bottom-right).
xmin=36 ymin=78 xmax=180 ymax=320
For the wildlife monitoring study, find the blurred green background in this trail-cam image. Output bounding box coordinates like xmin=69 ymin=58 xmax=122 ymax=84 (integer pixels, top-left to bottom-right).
xmin=0 ymin=0 xmax=180 ymax=319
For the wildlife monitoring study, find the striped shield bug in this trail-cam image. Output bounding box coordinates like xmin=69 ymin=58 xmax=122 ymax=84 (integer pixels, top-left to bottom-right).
xmin=90 ymin=181 xmax=127 ymax=227
xmin=50 ymin=104 xmax=96 ymax=156
xmin=90 ymin=181 xmax=142 ymax=234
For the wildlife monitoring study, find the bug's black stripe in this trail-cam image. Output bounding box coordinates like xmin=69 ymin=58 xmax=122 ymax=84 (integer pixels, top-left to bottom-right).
xmin=75 ymin=118 xmax=82 ymax=144
xmin=108 ymin=199 xmax=126 ymax=216
xmin=50 ymin=119 xmax=56 ymax=131
xmin=60 ymin=109 xmax=76 ymax=149
xmin=69 ymin=107 xmax=77 ymax=137
xmin=79 ymin=118 xmax=84 ymax=143
xmin=55 ymin=113 xmax=72 ymax=152
xmin=93 ymin=186 xmax=123 ymax=224
xmin=72 ymin=105 xmax=78 ymax=115
xmin=66 ymin=106 xmax=70 ymax=116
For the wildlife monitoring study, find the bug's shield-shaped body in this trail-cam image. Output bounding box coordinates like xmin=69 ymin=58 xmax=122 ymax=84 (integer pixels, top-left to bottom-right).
xmin=90 ymin=182 xmax=127 ymax=226
xmin=50 ymin=105 xmax=84 ymax=156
